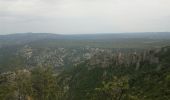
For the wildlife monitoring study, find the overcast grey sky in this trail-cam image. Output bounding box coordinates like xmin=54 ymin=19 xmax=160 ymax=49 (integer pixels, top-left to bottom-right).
xmin=0 ymin=0 xmax=170 ymax=34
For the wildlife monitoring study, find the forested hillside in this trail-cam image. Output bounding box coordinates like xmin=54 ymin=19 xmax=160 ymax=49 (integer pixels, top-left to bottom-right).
xmin=57 ymin=46 xmax=170 ymax=100
xmin=0 ymin=46 xmax=170 ymax=100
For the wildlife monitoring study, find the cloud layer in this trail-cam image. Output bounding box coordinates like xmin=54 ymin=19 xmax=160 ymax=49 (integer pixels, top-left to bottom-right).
xmin=0 ymin=0 xmax=170 ymax=34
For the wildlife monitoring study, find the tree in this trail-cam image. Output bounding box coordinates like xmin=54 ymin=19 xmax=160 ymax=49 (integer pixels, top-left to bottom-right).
xmin=93 ymin=76 xmax=129 ymax=100
xmin=31 ymin=67 xmax=60 ymax=100
xmin=15 ymin=69 xmax=33 ymax=100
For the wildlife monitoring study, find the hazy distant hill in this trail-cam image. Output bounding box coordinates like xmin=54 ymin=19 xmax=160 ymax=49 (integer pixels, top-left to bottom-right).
xmin=0 ymin=32 xmax=170 ymax=47
xmin=66 ymin=32 xmax=170 ymax=40
xmin=0 ymin=33 xmax=62 ymax=46
xmin=1 ymin=32 xmax=170 ymax=42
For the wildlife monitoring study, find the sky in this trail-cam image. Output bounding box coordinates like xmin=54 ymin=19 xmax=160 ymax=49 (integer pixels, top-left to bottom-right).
xmin=0 ymin=0 xmax=170 ymax=34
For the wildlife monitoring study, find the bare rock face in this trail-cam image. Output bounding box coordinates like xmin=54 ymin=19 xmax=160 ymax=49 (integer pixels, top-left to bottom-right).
xmin=85 ymin=48 xmax=162 ymax=70
xmin=15 ymin=44 xmax=162 ymax=71
xmin=150 ymin=57 xmax=159 ymax=64
xmin=19 ymin=45 xmax=33 ymax=59
xmin=87 ymin=50 xmax=114 ymax=68
xmin=0 ymin=71 xmax=16 ymax=83
xmin=0 ymin=69 xmax=31 ymax=83
xmin=135 ymin=61 xmax=140 ymax=70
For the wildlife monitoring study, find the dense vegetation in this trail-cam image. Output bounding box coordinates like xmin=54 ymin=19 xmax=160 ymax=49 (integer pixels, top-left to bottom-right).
xmin=0 ymin=46 xmax=170 ymax=100
xmin=57 ymin=46 xmax=170 ymax=100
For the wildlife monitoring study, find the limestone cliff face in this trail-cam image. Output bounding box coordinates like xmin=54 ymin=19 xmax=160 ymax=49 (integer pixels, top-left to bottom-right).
xmin=86 ymin=48 xmax=160 ymax=69
xmin=16 ymin=44 xmax=161 ymax=71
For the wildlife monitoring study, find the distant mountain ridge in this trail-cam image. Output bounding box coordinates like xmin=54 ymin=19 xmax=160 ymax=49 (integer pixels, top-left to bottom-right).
xmin=1 ymin=32 xmax=170 ymax=40
xmin=0 ymin=32 xmax=170 ymax=48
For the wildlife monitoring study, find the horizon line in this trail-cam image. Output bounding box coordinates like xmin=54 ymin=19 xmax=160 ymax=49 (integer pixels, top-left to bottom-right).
xmin=0 ymin=32 xmax=170 ymax=36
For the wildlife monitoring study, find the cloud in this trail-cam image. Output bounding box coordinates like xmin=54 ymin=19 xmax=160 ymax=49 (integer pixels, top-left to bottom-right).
xmin=0 ymin=0 xmax=170 ymax=34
